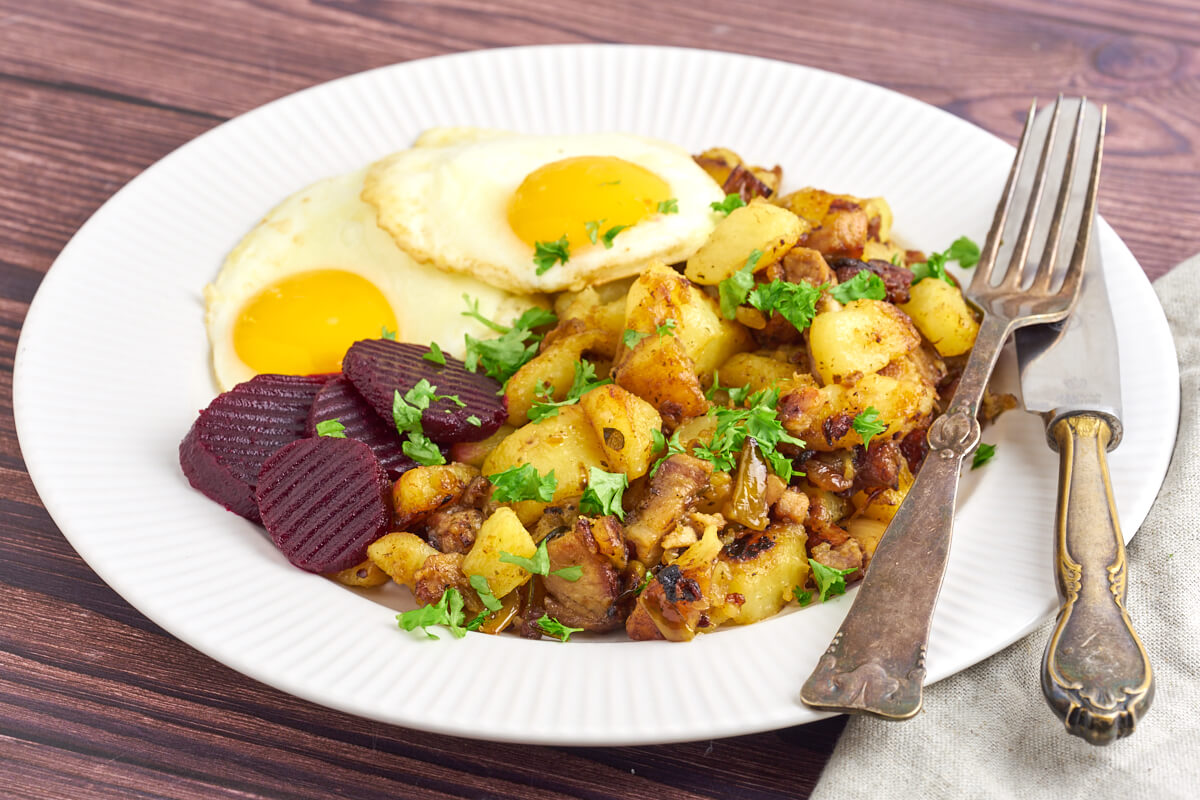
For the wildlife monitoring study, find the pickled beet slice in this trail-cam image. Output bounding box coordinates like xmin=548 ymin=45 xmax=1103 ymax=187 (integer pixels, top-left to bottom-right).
xmin=256 ymin=437 xmax=391 ymax=574
xmin=179 ymin=373 xmax=333 ymax=522
xmin=305 ymin=376 xmax=427 ymax=480
xmin=342 ymin=339 xmax=505 ymax=443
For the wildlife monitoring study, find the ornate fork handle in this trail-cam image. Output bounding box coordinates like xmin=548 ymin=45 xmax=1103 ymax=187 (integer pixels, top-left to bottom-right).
xmin=800 ymin=315 xmax=1008 ymax=718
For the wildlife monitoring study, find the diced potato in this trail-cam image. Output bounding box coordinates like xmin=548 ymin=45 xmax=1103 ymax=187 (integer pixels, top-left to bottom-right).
xmin=481 ymin=404 xmax=610 ymax=524
xmin=693 ymin=147 xmax=743 ymax=187
xmin=851 ymin=462 xmax=914 ymax=523
xmin=862 ymin=239 xmax=905 ymax=264
xmin=685 ymin=201 xmax=805 ymax=285
xmin=900 ymin=277 xmax=980 ymax=357
xmin=623 ymin=262 xmax=753 ymax=376
xmin=328 ymin=559 xmax=390 ymax=588
xmin=778 ymin=371 xmax=936 ymax=451
xmin=462 ymin=507 xmax=537 ymax=598
xmin=367 ymin=532 xmax=438 ymax=589
xmin=844 ymin=516 xmax=889 ymax=562
xmin=504 ymin=326 xmax=613 ymax=426
xmin=860 ymin=197 xmax=893 ymax=242
xmin=718 ymin=522 xmax=809 ymax=625
xmin=808 ymin=299 xmax=921 ymax=385
xmin=553 ymin=287 xmax=626 ymax=340
xmin=392 ymin=463 xmax=479 ymax=530
xmin=775 ymin=188 xmax=869 ymax=258
xmin=614 ymin=335 xmax=708 ymax=425
xmin=579 ymin=384 xmax=663 ymax=479
xmin=716 ymin=352 xmax=800 ymax=394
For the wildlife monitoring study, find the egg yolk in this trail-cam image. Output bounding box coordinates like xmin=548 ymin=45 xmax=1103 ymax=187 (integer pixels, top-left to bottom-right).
xmin=507 ymin=156 xmax=670 ymax=252
xmin=233 ymin=269 xmax=397 ymax=376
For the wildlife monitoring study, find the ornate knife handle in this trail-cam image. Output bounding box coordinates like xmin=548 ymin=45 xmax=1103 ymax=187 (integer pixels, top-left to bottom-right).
xmin=799 ymin=403 xmax=979 ymax=718
xmin=1042 ymin=415 xmax=1153 ymax=745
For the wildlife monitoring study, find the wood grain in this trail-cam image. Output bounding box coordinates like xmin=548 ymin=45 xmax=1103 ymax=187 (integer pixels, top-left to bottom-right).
xmin=0 ymin=1 xmax=1195 ymax=797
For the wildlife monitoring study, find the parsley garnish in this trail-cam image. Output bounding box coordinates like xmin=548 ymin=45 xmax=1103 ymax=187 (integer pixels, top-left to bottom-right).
xmin=527 ymin=360 xmax=612 ymax=423
xmin=584 ymin=219 xmax=605 ymax=245
xmin=467 ymin=415 xmax=482 ymax=427
xmin=468 ymin=574 xmax=502 ymax=613
xmin=537 ymin=616 xmax=584 ymax=642
xmin=657 ymin=198 xmax=679 ymax=214
xmin=718 ymin=249 xmax=763 ymax=319
xmin=461 ymin=297 xmax=558 ymax=387
xmin=890 ymin=252 xmax=905 ymax=267
xmin=711 ymin=194 xmax=746 ymax=215
xmin=810 ymin=559 xmax=857 ymax=602
xmin=693 ymin=388 xmax=804 ymax=481
xmin=315 ymin=419 xmax=346 ymax=438
xmin=622 ymin=328 xmax=649 ymax=349
xmin=747 ymin=278 xmax=824 ymax=331
xmin=656 ymin=319 xmax=677 ymax=337
xmin=486 ymin=464 xmax=557 ymax=503
xmin=499 ymin=538 xmax=581 ymax=581
xmin=972 ymin=442 xmax=997 ymax=469
xmin=391 ymin=380 xmax=456 ymax=466
xmin=422 ymin=342 xmax=447 ymax=365
xmin=579 ymin=467 xmax=629 ymax=520
xmin=830 ymin=270 xmax=887 ymax=304
xmin=851 ymin=406 xmax=887 ymax=450
xmin=601 ymin=224 xmax=629 ymax=249
xmin=705 ymin=373 xmax=754 ymax=405
xmin=634 ymin=570 xmax=654 ymax=595
xmin=649 ymin=429 xmax=686 ymax=477
xmin=911 ymin=235 xmax=981 ymax=285
xmin=793 ymin=587 xmax=813 ymax=606
xmin=402 ymin=434 xmax=445 ymax=466
xmin=381 ymin=326 xmax=397 ymax=340
xmin=396 ymin=588 xmax=466 ymax=639
xmin=533 ymin=236 xmax=570 ymax=274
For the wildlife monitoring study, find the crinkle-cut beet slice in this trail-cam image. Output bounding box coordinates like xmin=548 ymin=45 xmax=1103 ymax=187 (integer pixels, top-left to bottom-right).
xmin=256 ymin=437 xmax=391 ymax=574
xmin=179 ymin=373 xmax=333 ymax=522
xmin=305 ymin=376 xmax=426 ymax=480
xmin=342 ymin=339 xmax=506 ymax=443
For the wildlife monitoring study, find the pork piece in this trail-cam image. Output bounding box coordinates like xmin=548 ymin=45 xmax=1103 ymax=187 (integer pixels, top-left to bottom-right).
xmin=810 ymin=538 xmax=864 ymax=580
xmin=424 ymin=507 xmax=483 ymax=554
xmin=342 ymin=339 xmax=505 ymax=443
xmin=532 ymin=504 xmax=580 ymax=544
xmin=772 ymin=487 xmax=810 ymax=524
xmin=623 ymin=454 xmax=713 ymax=563
xmin=180 ymin=373 xmax=332 ymax=522
xmin=801 ymin=451 xmax=854 ymax=493
xmin=805 ymin=490 xmax=851 ymax=548
xmin=780 ymin=246 xmax=837 ymax=288
xmin=829 ymin=257 xmax=914 ymax=305
xmin=899 ymin=427 xmax=930 ymax=474
xmin=306 ymin=376 xmax=418 ymax=480
xmin=542 ymin=517 xmax=623 ymax=632
xmin=853 ymin=440 xmax=902 ymax=492
xmin=411 ymin=551 xmax=483 ymax=614
xmin=255 ymin=437 xmax=390 ymax=573
xmin=626 ymin=563 xmax=708 ymax=641
xmin=804 ymin=199 xmax=867 ymax=259
xmin=722 ymin=163 xmax=776 ymax=202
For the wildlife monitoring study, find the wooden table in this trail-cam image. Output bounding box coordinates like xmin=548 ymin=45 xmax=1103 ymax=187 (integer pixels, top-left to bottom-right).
xmin=1 ymin=1 xmax=1195 ymax=797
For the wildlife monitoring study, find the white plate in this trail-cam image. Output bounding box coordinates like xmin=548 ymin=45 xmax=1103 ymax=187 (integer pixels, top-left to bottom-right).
xmin=14 ymin=45 xmax=1179 ymax=746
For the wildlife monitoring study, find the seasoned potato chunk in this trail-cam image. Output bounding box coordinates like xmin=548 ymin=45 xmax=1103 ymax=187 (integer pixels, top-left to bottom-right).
xmin=328 ymin=559 xmax=390 ymax=588
xmin=808 ymin=299 xmax=921 ymax=385
xmin=685 ymin=201 xmax=805 ymax=285
xmin=716 ymin=352 xmax=800 ymax=394
xmin=392 ymin=463 xmax=479 ymax=531
xmin=615 ymin=335 xmax=708 ymax=427
xmin=579 ymin=384 xmax=663 ymax=479
xmin=367 ymin=532 xmax=438 ymax=589
xmin=505 ymin=325 xmax=613 ymax=426
xmin=900 ymin=277 xmax=980 ymax=357
xmin=719 ymin=523 xmax=809 ymax=625
xmin=462 ymin=507 xmax=537 ymax=598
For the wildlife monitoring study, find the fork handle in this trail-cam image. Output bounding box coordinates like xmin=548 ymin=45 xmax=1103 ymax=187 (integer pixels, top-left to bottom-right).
xmin=1042 ymin=414 xmax=1153 ymax=744
xmin=799 ymin=406 xmax=976 ymax=718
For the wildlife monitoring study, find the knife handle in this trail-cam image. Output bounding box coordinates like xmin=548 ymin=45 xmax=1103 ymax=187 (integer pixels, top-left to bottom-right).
xmin=1042 ymin=414 xmax=1153 ymax=745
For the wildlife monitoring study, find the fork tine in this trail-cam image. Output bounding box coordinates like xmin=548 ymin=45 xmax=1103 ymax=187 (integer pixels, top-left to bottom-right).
xmin=999 ymin=95 xmax=1064 ymax=290
xmin=1030 ymin=98 xmax=1088 ymax=292
xmin=1057 ymin=103 xmax=1107 ymax=304
xmin=971 ymin=99 xmax=1038 ymax=291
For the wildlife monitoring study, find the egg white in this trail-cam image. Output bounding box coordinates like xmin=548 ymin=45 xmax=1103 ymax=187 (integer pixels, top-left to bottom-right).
xmin=361 ymin=130 xmax=726 ymax=294
xmin=205 ymin=167 xmax=539 ymax=391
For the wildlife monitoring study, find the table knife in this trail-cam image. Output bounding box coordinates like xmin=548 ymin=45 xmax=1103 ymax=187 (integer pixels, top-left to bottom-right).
xmin=1015 ymin=246 xmax=1154 ymax=745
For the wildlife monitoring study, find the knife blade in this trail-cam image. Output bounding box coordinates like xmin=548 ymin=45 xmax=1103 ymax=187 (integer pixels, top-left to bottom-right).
xmin=1015 ymin=238 xmax=1154 ymax=745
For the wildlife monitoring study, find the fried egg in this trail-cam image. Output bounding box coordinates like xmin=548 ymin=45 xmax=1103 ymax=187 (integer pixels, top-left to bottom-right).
xmin=206 ymin=168 xmax=537 ymax=391
xmin=362 ymin=129 xmax=725 ymax=293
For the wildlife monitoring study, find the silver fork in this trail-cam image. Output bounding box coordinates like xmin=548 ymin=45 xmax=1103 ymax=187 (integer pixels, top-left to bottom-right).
xmin=800 ymin=97 xmax=1106 ymax=719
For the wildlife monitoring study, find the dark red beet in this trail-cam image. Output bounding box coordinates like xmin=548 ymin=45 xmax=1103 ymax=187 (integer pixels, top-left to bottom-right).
xmin=342 ymin=339 xmax=506 ymax=443
xmin=255 ymin=437 xmax=391 ymax=573
xmin=306 ymin=376 xmax=428 ymax=480
xmin=179 ymin=373 xmax=333 ymax=522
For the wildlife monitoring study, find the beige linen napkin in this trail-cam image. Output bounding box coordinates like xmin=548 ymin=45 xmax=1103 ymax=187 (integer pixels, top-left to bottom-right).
xmin=811 ymin=256 xmax=1200 ymax=800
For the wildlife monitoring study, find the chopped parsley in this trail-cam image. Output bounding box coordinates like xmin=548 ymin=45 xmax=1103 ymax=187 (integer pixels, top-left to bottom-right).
xmin=527 ymin=360 xmax=612 ymax=423
xmin=468 ymin=574 xmax=502 ymax=613
xmin=422 ymin=342 xmax=447 ymax=365
xmin=392 ymin=380 xmax=457 ymax=466
xmin=830 ymin=270 xmax=887 ymax=304
xmin=705 ymin=373 xmax=754 ymax=405
xmin=851 ymin=406 xmax=887 ymax=450
xmin=579 ymin=467 xmax=629 ymax=521
xmin=396 ymin=587 xmax=466 ymax=639
xmin=584 ymin=219 xmax=605 ymax=245
xmin=533 ymin=236 xmax=570 ymax=274
xmin=711 ymin=193 xmax=746 ymax=215
xmin=656 ymin=319 xmax=677 ymax=337
xmin=810 ymin=559 xmax=857 ymax=602
xmin=718 ymin=249 xmax=763 ymax=319
xmin=890 ymin=252 xmax=905 ymax=266
xmin=537 ymin=616 xmax=584 ymax=642
xmin=380 ymin=326 xmax=397 ymax=340
xmin=315 ymin=418 xmax=346 ymax=438
xmin=657 ymin=198 xmax=679 ymax=214
xmin=747 ymin=278 xmax=824 ymax=331
xmin=972 ymin=442 xmax=997 ymax=470
xmin=466 ymin=415 xmax=482 ymax=427
xmin=500 ymin=538 xmax=581 ymax=581
xmin=793 ymin=587 xmax=813 ymax=606
xmin=462 ymin=297 xmax=558 ymax=387
xmin=486 ymin=463 xmax=557 ymax=503
xmin=946 ymin=235 xmax=981 ymax=267
xmin=601 ymin=224 xmax=629 ymax=249
xmin=693 ymin=387 xmax=804 ymax=481
xmin=649 ymin=428 xmax=686 ymax=477
xmin=622 ymin=328 xmax=649 ymax=349
xmin=402 ymin=434 xmax=445 ymax=466
xmin=911 ymin=235 xmax=980 ymax=285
